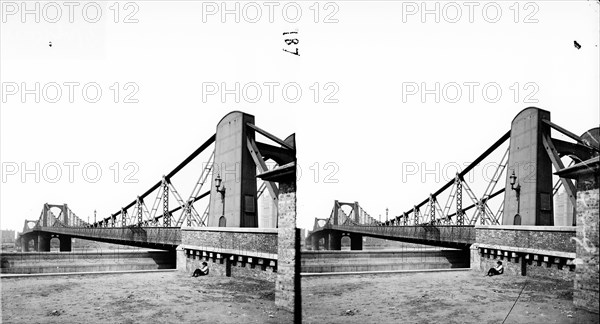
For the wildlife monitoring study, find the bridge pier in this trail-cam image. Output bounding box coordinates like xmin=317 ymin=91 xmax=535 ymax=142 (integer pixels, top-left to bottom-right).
xmin=328 ymin=232 xmax=342 ymax=250
xmin=20 ymin=236 xmax=29 ymax=252
xmin=37 ymin=233 xmax=51 ymax=252
xmin=323 ymin=234 xmax=330 ymax=250
xmin=350 ymin=233 xmax=363 ymax=250
xmin=311 ymin=235 xmax=320 ymax=251
xmin=59 ymin=235 xmax=72 ymax=252
xmin=32 ymin=237 xmax=38 ymax=251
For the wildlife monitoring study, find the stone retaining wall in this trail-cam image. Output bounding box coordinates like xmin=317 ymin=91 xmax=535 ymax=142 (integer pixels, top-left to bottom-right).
xmin=179 ymin=227 xmax=278 ymax=282
xmin=1 ymin=250 xmax=175 ymax=274
xmin=472 ymin=225 xmax=576 ymax=280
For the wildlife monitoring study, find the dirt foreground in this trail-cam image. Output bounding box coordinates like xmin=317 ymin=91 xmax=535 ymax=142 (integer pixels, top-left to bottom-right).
xmin=302 ymin=270 xmax=599 ymax=324
xmin=1 ymin=271 xmax=291 ymax=324
xmin=2 ymin=270 xmax=598 ymax=324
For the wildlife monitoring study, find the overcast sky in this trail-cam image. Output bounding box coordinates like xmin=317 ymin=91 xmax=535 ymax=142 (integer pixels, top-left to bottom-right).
xmin=1 ymin=1 xmax=599 ymax=232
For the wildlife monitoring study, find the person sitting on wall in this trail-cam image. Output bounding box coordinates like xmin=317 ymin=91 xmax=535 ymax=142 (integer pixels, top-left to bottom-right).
xmin=487 ymin=261 xmax=504 ymax=276
xmin=192 ymin=261 xmax=209 ymax=277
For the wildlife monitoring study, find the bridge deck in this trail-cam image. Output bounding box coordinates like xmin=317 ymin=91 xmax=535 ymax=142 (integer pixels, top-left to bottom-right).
xmin=311 ymin=225 xmax=475 ymax=249
xmin=21 ymin=227 xmax=181 ymax=250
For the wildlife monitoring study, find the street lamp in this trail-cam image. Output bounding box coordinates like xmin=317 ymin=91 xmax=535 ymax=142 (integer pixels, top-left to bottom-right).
xmin=215 ymin=174 xmax=226 ymax=226
xmin=509 ymin=170 xmax=522 ymax=224
xmin=509 ymin=170 xmax=521 ymax=194
xmin=215 ymin=174 xmax=226 ymax=198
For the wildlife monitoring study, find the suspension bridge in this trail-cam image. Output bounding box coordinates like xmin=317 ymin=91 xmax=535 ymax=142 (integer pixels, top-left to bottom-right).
xmin=17 ymin=111 xmax=297 ymax=252
xmin=10 ymin=111 xmax=302 ymax=317
xmin=9 ymin=107 xmax=598 ymax=318
xmin=307 ymin=107 xmax=599 ymax=251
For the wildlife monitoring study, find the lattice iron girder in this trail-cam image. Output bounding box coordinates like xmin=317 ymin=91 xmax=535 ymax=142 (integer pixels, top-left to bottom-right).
xmin=413 ymin=206 xmax=420 ymax=225
xmin=137 ymin=197 xmax=143 ymax=226
xmin=121 ymin=209 xmax=127 ymax=227
xmin=477 ymin=201 xmax=486 ymax=225
xmin=456 ymin=176 xmax=464 ymax=225
xmin=429 ymin=195 xmax=436 ymax=223
xmin=162 ymin=179 xmax=170 ymax=227
xmin=186 ymin=201 xmax=192 ymax=227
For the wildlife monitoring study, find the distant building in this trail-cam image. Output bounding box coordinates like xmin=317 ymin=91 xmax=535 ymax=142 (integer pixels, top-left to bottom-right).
xmin=1 ymin=230 xmax=16 ymax=244
xmin=554 ymin=189 xmax=574 ymax=226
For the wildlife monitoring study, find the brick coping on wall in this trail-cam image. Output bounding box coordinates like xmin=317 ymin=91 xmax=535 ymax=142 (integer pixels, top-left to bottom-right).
xmin=180 ymin=244 xmax=277 ymax=260
xmin=181 ymin=227 xmax=278 ymax=234
xmin=301 ymin=249 xmax=458 ymax=254
xmin=476 ymin=243 xmax=576 ymax=259
xmin=476 ymin=225 xmax=576 ymax=232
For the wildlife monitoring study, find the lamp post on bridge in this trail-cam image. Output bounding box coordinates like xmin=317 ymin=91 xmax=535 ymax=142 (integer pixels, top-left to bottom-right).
xmin=509 ymin=170 xmax=522 ymax=225
xmin=215 ymin=174 xmax=226 ymax=227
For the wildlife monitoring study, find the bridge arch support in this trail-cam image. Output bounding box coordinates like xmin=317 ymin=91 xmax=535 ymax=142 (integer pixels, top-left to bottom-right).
xmin=309 ymin=231 xmax=364 ymax=251
xmin=348 ymin=233 xmax=363 ymax=250
xmin=310 ymin=233 xmax=320 ymax=251
xmin=20 ymin=235 xmax=37 ymax=252
xmin=19 ymin=232 xmax=72 ymax=252
xmin=37 ymin=233 xmax=51 ymax=252
xmin=329 ymin=232 xmax=342 ymax=250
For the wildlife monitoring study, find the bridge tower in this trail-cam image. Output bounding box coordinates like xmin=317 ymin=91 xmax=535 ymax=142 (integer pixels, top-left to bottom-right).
xmin=333 ymin=200 xmax=339 ymax=225
xmin=207 ymin=111 xmax=258 ymax=227
xmin=503 ymin=108 xmax=554 ymax=226
xmin=502 ymin=107 xmax=598 ymax=226
xmin=42 ymin=203 xmax=49 ymax=227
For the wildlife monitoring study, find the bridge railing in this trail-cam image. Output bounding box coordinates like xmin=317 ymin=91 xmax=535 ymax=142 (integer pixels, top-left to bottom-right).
xmin=38 ymin=226 xmax=182 ymax=246
xmin=329 ymin=224 xmax=476 ymax=246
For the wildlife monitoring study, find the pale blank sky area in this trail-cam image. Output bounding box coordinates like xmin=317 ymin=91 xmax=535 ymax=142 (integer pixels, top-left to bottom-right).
xmin=1 ymin=1 xmax=599 ymax=232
